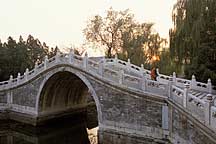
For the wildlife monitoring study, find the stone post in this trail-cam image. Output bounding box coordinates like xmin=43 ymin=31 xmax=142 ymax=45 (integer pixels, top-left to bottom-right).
xmin=17 ymin=73 xmax=21 ymax=84
xmin=162 ymin=104 xmax=169 ymax=131
xmin=183 ymin=84 xmax=190 ymax=108
xmin=83 ymin=53 xmax=88 ymax=70
xmin=9 ymin=75 xmax=13 ymax=81
xmin=156 ymin=68 xmax=159 ymax=81
xmin=9 ymin=75 xmax=13 ymax=85
xmin=191 ymin=75 xmax=196 ymax=89
xmin=55 ymin=50 xmax=60 ymax=63
xmin=140 ymin=64 xmax=146 ymax=91
xmin=119 ymin=70 xmax=124 ymax=85
xmin=98 ymin=58 xmax=104 ymax=76
xmin=207 ymin=78 xmax=212 ymax=94
xmin=68 ymin=49 xmax=74 ymax=64
xmin=44 ymin=55 xmax=48 ymax=70
xmin=168 ymin=77 xmax=173 ymax=99
xmin=127 ymin=59 xmax=131 ymax=72
xmin=140 ymin=64 xmax=144 ymax=73
xmin=204 ymin=94 xmax=213 ymax=125
xmin=172 ymin=72 xmax=176 ymax=85
xmin=114 ymin=54 xmax=118 ymax=65
xmin=25 ymin=68 xmax=29 ymax=81
xmin=141 ymin=72 xmax=146 ymax=91
xmin=34 ymin=61 xmax=38 ymax=73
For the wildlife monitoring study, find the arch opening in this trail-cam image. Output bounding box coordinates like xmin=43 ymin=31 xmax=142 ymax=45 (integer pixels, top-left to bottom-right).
xmin=38 ymin=71 xmax=98 ymax=129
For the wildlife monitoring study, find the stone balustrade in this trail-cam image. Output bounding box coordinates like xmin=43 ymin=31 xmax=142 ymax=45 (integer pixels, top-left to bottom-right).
xmin=0 ymin=51 xmax=215 ymax=132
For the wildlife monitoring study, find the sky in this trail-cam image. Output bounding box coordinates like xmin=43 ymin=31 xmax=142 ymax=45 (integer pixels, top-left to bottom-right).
xmin=0 ymin=0 xmax=176 ymax=55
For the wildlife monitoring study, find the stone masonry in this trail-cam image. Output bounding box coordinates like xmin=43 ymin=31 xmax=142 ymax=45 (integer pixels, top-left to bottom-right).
xmin=0 ymin=51 xmax=215 ymax=143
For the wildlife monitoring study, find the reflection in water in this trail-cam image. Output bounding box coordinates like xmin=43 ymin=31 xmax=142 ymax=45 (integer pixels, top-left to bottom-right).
xmin=0 ymin=114 xmax=98 ymax=144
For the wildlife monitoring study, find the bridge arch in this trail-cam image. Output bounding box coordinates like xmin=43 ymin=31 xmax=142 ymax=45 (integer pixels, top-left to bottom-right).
xmin=35 ymin=66 xmax=102 ymax=125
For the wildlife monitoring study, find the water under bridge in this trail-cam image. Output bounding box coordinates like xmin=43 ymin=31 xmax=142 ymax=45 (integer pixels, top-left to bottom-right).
xmin=0 ymin=50 xmax=216 ymax=144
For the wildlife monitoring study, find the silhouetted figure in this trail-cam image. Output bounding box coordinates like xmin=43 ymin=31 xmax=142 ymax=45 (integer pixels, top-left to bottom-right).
xmin=151 ymin=67 xmax=158 ymax=81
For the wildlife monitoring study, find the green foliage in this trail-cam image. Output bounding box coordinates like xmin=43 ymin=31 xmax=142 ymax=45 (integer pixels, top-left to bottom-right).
xmin=84 ymin=8 xmax=166 ymax=67
xmin=117 ymin=23 xmax=153 ymax=65
xmin=156 ymin=50 xmax=182 ymax=76
xmin=170 ymin=0 xmax=216 ymax=85
xmin=0 ymin=35 xmax=59 ymax=81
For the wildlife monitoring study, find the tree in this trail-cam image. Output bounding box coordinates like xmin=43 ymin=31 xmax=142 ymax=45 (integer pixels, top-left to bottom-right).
xmin=118 ymin=23 xmax=151 ymax=65
xmin=118 ymin=23 xmax=166 ymax=66
xmin=0 ymin=35 xmax=59 ymax=81
xmin=0 ymin=39 xmax=7 ymax=80
xmin=157 ymin=50 xmax=181 ymax=76
xmin=84 ymin=8 xmax=166 ymax=67
xmin=49 ymin=46 xmax=59 ymax=58
xmin=83 ymin=8 xmax=135 ymax=58
xmin=16 ymin=36 xmax=31 ymax=74
xmin=26 ymin=35 xmax=49 ymax=67
xmin=170 ymin=0 xmax=216 ymax=84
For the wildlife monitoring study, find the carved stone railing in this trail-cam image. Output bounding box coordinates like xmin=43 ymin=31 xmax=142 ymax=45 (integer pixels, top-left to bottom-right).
xmin=0 ymin=51 xmax=215 ymax=131
xmin=0 ymin=52 xmax=214 ymax=94
xmin=104 ymin=56 xmax=215 ymax=95
xmin=171 ymin=84 xmax=216 ymax=131
xmin=102 ymin=55 xmax=216 ymax=131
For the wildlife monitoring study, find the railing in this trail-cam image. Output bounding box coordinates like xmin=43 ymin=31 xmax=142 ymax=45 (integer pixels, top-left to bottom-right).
xmin=171 ymin=85 xmax=184 ymax=106
xmin=103 ymin=55 xmax=216 ymax=130
xmin=0 ymin=51 xmax=215 ymax=131
xmin=105 ymin=56 xmax=215 ymax=94
xmin=1 ymin=51 xmax=213 ymax=94
xmin=171 ymin=84 xmax=216 ymax=130
xmin=187 ymin=93 xmax=206 ymax=122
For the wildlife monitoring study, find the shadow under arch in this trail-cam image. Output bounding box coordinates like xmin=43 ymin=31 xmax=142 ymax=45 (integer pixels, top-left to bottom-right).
xmin=35 ymin=67 xmax=102 ymax=126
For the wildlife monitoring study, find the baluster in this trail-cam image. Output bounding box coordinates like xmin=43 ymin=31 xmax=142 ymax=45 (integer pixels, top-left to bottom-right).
xmin=141 ymin=71 xmax=146 ymax=91
xmin=168 ymin=77 xmax=173 ymax=99
xmin=17 ymin=73 xmax=21 ymax=84
xmin=25 ymin=68 xmax=29 ymax=81
xmin=127 ymin=59 xmax=131 ymax=72
xmin=183 ymin=84 xmax=190 ymax=108
xmin=173 ymin=72 xmax=176 ymax=85
xmin=191 ymin=75 xmax=196 ymax=89
xmin=205 ymin=94 xmax=213 ymax=125
xmin=98 ymin=57 xmax=104 ymax=76
xmin=34 ymin=61 xmax=38 ymax=74
xmin=68 ymin=49 xmax=74 ymax=64
xmin=114 ymin=54 xmax=118 ymax=65
xmin=154 ymin=68 xmax=159 ymax=81
xmin=140 ymin=64 xmax=146 ymax=90
xmin=207 ymin=78 xmax=212 ymax=94
xmin=44 ymin=55 xmax=48 ymax=69
xmin=56 ymin=50 xmax=60 ymax=63
xmin=140 ymin=64 xmax=144 ymax=73
xmin=9 ymin=75 xmax=13 ymax=85
xmin=119 ymin=70 xmax=124 ymax=84
xmin=83 ymin=53 xmax=88 ymax=70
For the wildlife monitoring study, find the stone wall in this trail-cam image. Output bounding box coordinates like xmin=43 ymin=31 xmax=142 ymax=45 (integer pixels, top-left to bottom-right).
xmin=98 ymin=129 xmax=170 ymax=144
xmin=0 ymin=92 xmax=7 ymax=104
xmin=1 ymin=65 xmax=216 ymax=143
xmin=169 ymin=105 xmax=216 ymax=144
xmin=87 ymin=76 xmax=167 ymax=140
xmin=12 ymin=76 xmax=44 ymax=107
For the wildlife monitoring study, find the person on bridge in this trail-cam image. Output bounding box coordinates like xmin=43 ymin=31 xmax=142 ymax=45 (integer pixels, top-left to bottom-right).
xmin=151 ymin=67 xmax=158 ymax=81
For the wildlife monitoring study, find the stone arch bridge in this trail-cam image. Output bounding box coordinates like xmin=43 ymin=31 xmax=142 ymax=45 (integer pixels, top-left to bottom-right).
xmin=0 ymin=51 xmax=216 ymax=143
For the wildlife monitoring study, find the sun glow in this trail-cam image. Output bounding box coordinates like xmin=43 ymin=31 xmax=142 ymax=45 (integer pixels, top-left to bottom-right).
xmin=152 ymin=55 xmax=160 ymax=62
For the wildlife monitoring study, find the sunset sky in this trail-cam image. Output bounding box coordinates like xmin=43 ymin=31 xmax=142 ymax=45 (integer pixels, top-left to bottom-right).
xmin=0 ymin=0 xmax=176 ymax=55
